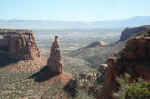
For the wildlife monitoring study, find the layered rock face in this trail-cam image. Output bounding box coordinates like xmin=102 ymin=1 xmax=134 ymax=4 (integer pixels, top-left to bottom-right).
xmin=120 ymin=31 xmax=150 ymax=81
xmin=15 ymin=33 xmax=40 ymax=60
xmin=47 ymin=36 xmax=63 ymax=74
xmin=119 ymin=25 xmax=150 ymax=41
xmin=97 ymin=31 xmax=150 ymax=99
xmin=123 ymin=36 xmax=150 ymax=60
xmin=0 ymin=29 xmax=40 ymax=60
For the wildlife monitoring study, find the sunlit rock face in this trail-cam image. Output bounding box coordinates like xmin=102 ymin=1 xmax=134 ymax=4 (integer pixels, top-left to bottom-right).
xmin=0 ymin=29 xmax=40 ymax=60
xmin=15 ymin=32 xmax=40 ymax=60
xmin=47 ymin=36 xmax=63 ymax=74
xmin=97 ymin=31 xmax=150 ymax=99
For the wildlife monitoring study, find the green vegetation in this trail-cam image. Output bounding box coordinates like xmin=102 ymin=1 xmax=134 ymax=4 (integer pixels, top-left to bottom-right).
xmin=124 ymin=81 xmax=150 ymax=99
xmin=0 ymin=68 xmax=102 ymax=99
xmin=1 ymin=28 xmax=150 ymax=99
xmin=69 ymin=42 xmax=125 ymax=68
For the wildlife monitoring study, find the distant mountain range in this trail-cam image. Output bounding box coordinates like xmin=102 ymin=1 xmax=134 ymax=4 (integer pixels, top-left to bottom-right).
xmin=0 ymin=16 xmax=150 ymax=29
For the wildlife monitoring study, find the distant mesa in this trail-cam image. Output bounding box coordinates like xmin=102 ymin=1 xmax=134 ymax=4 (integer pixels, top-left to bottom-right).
xmin=85 ymin=41 xmax=107 ymax=48
xmin=0 ymin=29 xmax=40 ymax=60
xmin=119 ymin=25 xmax=150 ymax=41
xmin=1 ymin=16 xmax=150 ymax=29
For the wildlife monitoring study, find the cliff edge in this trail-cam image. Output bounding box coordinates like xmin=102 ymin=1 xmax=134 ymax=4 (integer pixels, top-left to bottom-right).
xmin=97 ymin=30 xmax=150 ymax=99
xmin=119 ymin=25 xmax=150 ymax=41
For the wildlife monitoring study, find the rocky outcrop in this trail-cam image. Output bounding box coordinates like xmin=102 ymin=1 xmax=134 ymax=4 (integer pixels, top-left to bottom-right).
xmin=119 ymin=25 xmax=150 ymax=41
xmin=0 ymin=29 xmax=40 ymax=60
xmin=97 ymin=30 xmax=150 ymax=99
xmin=15 ymin=33 xmax=40 ymax=60
xmin=47 ymin=36 xmax=63 ymax=74
xmin=97 ymin=64 xmax=108 ymax=82
xmin=30 ymin=36 xmax=72 ymax=83
xmin=96 ymin=57 xmax=120 ymax=99
xmin=99 ymin=64 xmax=108 ymax=73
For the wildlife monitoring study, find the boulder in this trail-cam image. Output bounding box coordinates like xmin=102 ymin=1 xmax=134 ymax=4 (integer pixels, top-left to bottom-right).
xmin=99 ymin=64 xmax=108 ymax=74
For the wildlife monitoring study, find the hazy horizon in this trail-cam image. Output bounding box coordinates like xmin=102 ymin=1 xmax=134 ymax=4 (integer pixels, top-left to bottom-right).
xmin=0 ymin=16 xmax=149 ymax=21
xmin=0 ymin=0 xmax=150 ymax=21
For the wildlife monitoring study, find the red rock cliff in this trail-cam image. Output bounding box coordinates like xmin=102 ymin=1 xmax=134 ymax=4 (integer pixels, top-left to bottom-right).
xmin=97 ymin=30 xmax=150 ymax=99
xmin=15 ymin=33 xmax=40 ymax=60
xmin=0 ymin=29 xmax=40 ymax=60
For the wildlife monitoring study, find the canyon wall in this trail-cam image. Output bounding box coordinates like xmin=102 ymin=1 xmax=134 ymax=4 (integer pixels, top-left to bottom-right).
xmin=97 ymin=30 xmax=150 ymax=99
xmin=119 ymin=25 xmax=150 ymax=41
xmin=0 ymin=29 xmax=40 ymax=60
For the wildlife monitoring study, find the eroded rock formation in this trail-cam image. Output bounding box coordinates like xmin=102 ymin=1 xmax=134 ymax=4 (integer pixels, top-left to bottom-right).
xmin=96 ymin=58 xmax=120 ymax=99
xmin=15 ymin=33 xmax=40 ymax=60
xmin=86 ymin=41 xmax=107 ymax=48
xmin=0 ymin=29 xmax=40 ymax=60
xmin=97 ymin=31 xmax=150 ymax=99
xmin=47 ymin=36 xmax=63 ymax=74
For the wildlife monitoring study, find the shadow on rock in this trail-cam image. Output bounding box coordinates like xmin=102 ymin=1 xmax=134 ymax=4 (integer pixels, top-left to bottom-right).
xmin=29 ymin=65 xmax=59 ymax=82
xmin=0 ymin=51 xmax=20 ymax=67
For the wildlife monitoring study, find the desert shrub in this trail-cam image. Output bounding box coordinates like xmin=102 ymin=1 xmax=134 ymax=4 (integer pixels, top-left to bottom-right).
xmin=64 ymin=79 xmax=79 ymax=98
xmin=76 ymin=90 xmax=93 ymax=99
xmin=125 ymin=81 xmax=150 ymax=99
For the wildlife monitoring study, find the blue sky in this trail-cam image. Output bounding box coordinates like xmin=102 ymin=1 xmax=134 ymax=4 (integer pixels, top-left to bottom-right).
xmin=0 ymin=0 xmax=150 ymax=21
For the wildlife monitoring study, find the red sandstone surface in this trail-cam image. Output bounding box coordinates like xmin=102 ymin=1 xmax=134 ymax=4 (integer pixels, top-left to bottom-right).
xmin=45 ymin=72 xmax=72 ymax=85
xmin=97 ymin=31 xmax=150 ymax=99
xmin=0 ymin=29 xmax=40 ymax=60
xmin=3 ymin=56 xmax=47 ymax=72
xmin=47 ymin=36 xmax=63 ymax=74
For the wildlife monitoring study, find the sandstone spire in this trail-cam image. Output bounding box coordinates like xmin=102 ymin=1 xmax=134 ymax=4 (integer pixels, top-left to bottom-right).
xmin=47 ymin=36 xmax=63 ymax=74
